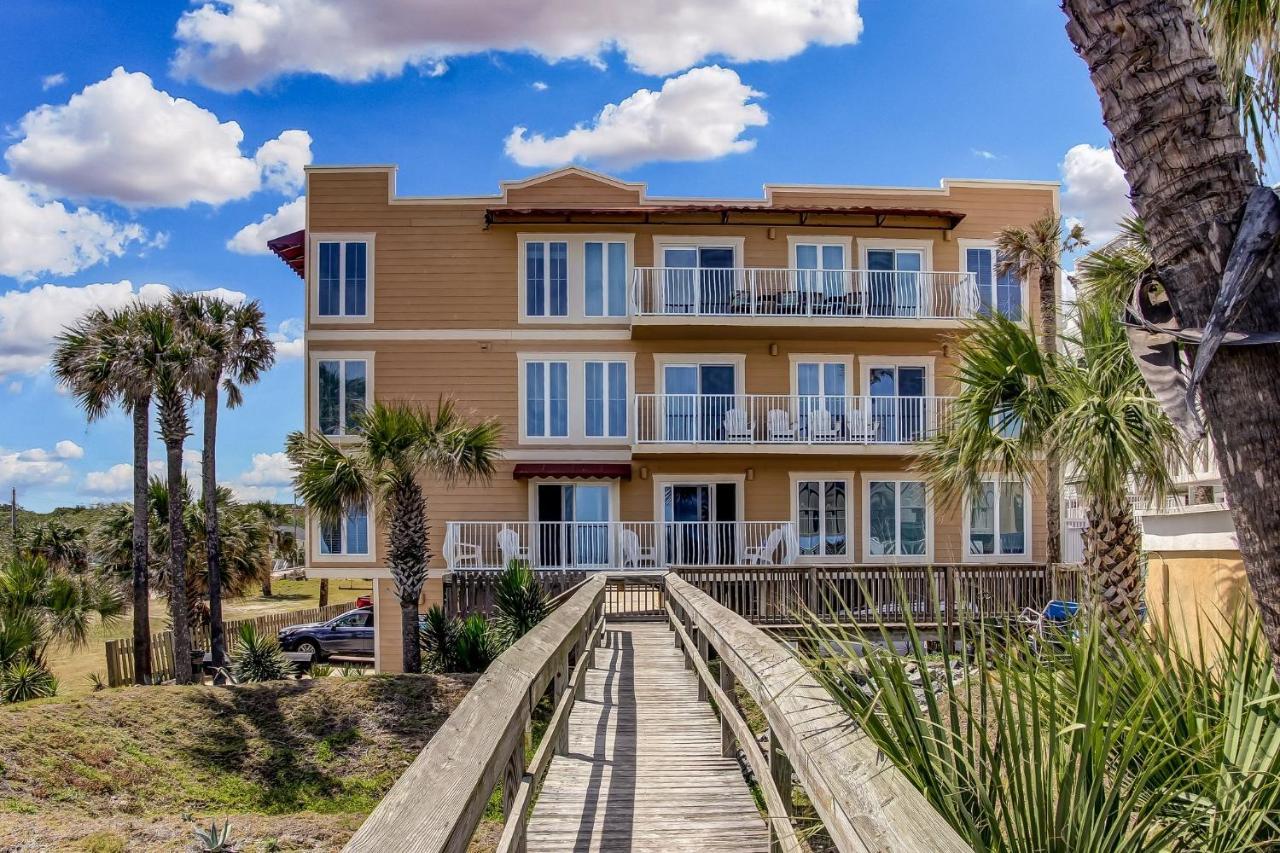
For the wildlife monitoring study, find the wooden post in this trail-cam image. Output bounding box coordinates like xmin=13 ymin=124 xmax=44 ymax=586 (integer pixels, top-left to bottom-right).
xmin=503 ymin=743 xmax=527 ymax=853
xmin=696 ymin=632 xmax=709 ymax=702
xmin=768 ymin=730 xmax=794 ymax=853
xmin=554 ymin=650 xmax=570 ymax=756
xmin=719 ymin=658 xmax=737 ymax=758
xmin=682 ymin=612 xmax=694 ymax=670
xmin=807 ymin=566 xmax=818 ymax=616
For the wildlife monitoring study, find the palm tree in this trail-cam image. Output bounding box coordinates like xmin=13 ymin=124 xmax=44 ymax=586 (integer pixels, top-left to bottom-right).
xmin=1201 ymin=0 xmax=1280 ymax=165
xmin=916 ymin=286 xmax=1181 ymax=632
xmin=994 ymin=213 xmax=1088 ymax=565
xmin=171 ymin=294 xmax=274 ymax=670
xmin=250 ymin=501 xmax=300 ymax=596
xmin=1061 ymin=0 xmax=1280 ymax=672
xmin=287 ymin=401 xmax=501 ymax=672
xmin=53 ymin=303 xmax=165 ymax=685
xmin=18 ymin=520 xmax=89 ymax=573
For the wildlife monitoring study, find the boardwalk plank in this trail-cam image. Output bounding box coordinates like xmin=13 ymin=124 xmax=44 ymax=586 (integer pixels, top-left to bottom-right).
xmin=526 ymin=622 xmax=769 ymax=853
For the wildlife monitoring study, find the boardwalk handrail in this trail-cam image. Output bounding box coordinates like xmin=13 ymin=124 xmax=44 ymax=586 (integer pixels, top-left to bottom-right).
xmin=665 ymin=573 xmax=970 ymax=851
xmin=343 ymin=574 xmax=607 ymax=853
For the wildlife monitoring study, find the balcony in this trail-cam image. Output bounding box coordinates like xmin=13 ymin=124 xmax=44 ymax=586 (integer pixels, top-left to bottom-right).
xmin=444 ymin=521 xmax=797 ymax=570
xmin=631 ymin=267 xmax=978 ymax=337
xmin=633 ymin=394 xmax=953 ymax=452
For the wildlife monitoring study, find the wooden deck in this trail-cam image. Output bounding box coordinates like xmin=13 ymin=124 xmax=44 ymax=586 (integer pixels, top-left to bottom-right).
xmin=526 ymin=621 xmax=769 ymax=852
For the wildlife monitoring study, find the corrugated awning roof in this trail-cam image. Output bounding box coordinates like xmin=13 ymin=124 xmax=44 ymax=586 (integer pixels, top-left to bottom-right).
xmin=485 ymin=204 xmax=966 ymax=230
xmin=268 ymin=229 xmax=305 ymax=279
xmin=512 ymin=463 xmax=632 ymax=480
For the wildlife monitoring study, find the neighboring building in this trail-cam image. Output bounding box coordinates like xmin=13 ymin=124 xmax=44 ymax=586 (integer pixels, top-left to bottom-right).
xmin=274 ymin=165 xmax=1058 ymax=672
xmin=1138 ymin=444 xmax=1249 ymax=652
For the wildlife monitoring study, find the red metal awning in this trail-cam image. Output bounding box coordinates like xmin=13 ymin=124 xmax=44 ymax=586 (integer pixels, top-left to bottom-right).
xmin=512 ymin=463 xmax=632 ymax=480
xmin=268 ymin=229 xmax=306 ymax=280
xmin=485 ymin=204 xmax=966 ymax=230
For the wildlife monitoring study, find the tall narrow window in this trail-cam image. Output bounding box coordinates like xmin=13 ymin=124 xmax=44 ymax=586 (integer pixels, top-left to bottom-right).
xmin=317 ymin=359 xmax=367 ymax=436
xmin=796 ymin=478 xmax=848 ymax=557
xmin=526 ymin=361 xmax=569 ymax=437
xmin=317 ymin=240 xmax=370 ymax=317
xmin=526 ymin=241 xmax=568 ymax=317
xmin=795 ymin=243 xmax=847 ymax=299
xmin=867 ymin=480 xmax=928 ymax=557
xmin=319 ymin=504 xmax=370 ymax=555
xmin=969 ymin=480 xmax=1027 ymax=556
xmin=585 ymin=241 xmax=628 ymax=317
xmin=966 ymin=247 xmax=1022 ymax=320
xmin=585 ymin=361 xmax=628 ymax=438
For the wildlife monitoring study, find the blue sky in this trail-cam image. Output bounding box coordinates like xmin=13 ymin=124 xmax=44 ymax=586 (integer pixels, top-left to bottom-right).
xmin=0 ymin=1 xmax=1159 ymax=510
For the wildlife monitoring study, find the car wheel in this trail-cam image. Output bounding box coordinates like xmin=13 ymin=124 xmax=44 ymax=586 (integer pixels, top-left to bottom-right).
xmin=294 ymin=639 xmax=322 ymax=660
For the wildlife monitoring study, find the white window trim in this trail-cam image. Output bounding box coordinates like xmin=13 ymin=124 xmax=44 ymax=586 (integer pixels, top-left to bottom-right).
xmin=309 ymin=232 xmax=375 ymax=324
xmin=517 ymin=352 xmax=636 ymax=445
xmin=309 ymin=350 xmax=374 ymax=444
xmin=856 ymin=237 xmax=934 ymax=271
xmin=653 ymin=353 xmax=747 ymax=397
xmin=526 ymin=478 xmax=622 ymax=523
xmin=517 ymin=233 xmax=635 ymax=324
xmin=861 ymin=472 xmax=934 ymax=564
xmin=787 ymin=235 xmax=854 ymax=270
xmin=962 ymin=478 xmax=1033 ymax=563
xmin=957 ymin=238 xmax=1031 ymax=321
xmin=651 ymin=235 xmax=747 ymax=267
xmin=584 ymin=359 xmax=630 ymax=440
xmin=789 ymin=471 xmax=853 ymax=565
xmin=857 ymin=355 xmax=935 ymax=397
xmin=310 ymin=501 xmax=377 ymax=564
xmin=788 ymin=354 xmax=856 ymax=397
xmin=651 ymin=474 xmax=747 ymax=527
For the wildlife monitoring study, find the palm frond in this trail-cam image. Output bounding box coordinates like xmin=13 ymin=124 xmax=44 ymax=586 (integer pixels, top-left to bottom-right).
xmin=285 ymin=431 xmax=372 ymax=524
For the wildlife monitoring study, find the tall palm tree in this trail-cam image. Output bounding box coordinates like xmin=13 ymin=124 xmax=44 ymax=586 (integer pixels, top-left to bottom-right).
xmin=53 ymin=303 xmax=165 ymax=685
xmin=287 ymin=401 xmax=501 ymax=672
xmin=171 ymin=294 xmax=274 ymax=669
xmin=916 ymin=287 xmax=1182 ymax=632
xmin=18 ymin=520 xmax=89 ymax=573
xmin=1061 ymin=0 xmax=1280 ymax=673
xmin=994 ymin=213 xmax=1088 ymax=565
xmin=1201 ymin=0 xmax=1280 ymax=165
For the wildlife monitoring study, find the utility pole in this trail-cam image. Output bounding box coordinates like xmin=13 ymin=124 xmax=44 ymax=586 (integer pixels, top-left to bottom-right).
xmin=9 ymin=488 xmax=16 ymax=555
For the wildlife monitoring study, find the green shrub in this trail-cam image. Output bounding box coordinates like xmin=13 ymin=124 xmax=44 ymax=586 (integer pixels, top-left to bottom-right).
xmin=419 ymin=604 xmax=457 ymax=672
xmin=309 ymin=663 xmax=333 ymax=678
xmin=0 ymin=658 xmax=58 ymax=703
xmin=491 ymin=559 xmax=548 ymax=648
xmin=454 ymin=614 xmax=495 ymax=673
xmin=230 ymin=623 xmax=293 ymax=683
xmin=802 ymin=591 xmax=1280 ymax=851
xmin=192 ymin=818 xmax=236 ymax=852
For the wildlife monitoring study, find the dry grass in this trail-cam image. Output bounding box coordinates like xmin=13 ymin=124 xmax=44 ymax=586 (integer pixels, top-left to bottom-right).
xmin=0 ymin=672 xmax=474 ymax=851
xmin=46 ymin=579 xmax=369 ymax=696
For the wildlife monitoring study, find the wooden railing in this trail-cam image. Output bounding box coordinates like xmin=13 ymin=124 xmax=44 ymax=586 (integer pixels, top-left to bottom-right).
xmin=665 ymin=574 xmax=969 ymax=851
xmin=104 ymin=601 xmax=355 ymax=686
xmin=343 ymin=575 xmax=607 ymax=853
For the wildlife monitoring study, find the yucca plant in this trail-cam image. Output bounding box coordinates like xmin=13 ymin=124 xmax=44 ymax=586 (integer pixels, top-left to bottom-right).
xmin=419 ymin=604 xmax=458 ymax=672
xmin=801 ymin=584 xmax=1280 ymax=851
xmin=0 ymin=658 xmax=58 ymax=704
xmin=491 ymin=560 xmax=548 ymax=648
xmin=229 ymin=623 xmax=293 ymax=683
xmin=192 ymin=818 xmax=236 ymax=852
xmin=454 ymin=614 xmax=496 ymax=674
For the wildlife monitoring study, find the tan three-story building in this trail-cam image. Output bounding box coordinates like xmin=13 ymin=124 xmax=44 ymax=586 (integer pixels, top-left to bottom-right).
xmin=276 ymin=165 xmax=1058 ymax=671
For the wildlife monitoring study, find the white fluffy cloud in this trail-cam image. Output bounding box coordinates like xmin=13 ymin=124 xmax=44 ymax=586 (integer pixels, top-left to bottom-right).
xmin=227 ymin=196 xmax=304 ymax=255
xmin=1061 ymin=143 xmax=1133 ymax=244
xmin=0 ymin=280 xmax=247 ymax=379
xmin=82 ymin=463 xmax=133 ymax=497
xmin=269 ymin=318 xmax=304 ymax=359
xmin=5 ymin=68 xmax=311 ymax=208
xmin=506 ymin=66 xmax=767 ymax=169
xmin=0 ymin=175 xmax=150 ymax=281
xmin=171 ymin=0 xmax=862 ymax=90
xmin=41 ymin=73 xmax=67 ymax=90
xmin=239 ymin=452 xmax=295 ymax=486
xmin=1 ymin=441 xmax=83 ymax=487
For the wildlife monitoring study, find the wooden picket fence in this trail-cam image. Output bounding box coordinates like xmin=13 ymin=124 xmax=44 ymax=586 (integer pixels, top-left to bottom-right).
xmin=104 ymin=601 xmax=354 ymax=687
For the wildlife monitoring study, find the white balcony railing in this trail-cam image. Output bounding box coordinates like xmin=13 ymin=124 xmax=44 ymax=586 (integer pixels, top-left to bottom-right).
xmin=444 ymin=520 xmax=798 ymax=570
xmin=632 ymin=267 xmax=979 ymax=320
xmin=634 ymin=394 xmax=954 ymax=446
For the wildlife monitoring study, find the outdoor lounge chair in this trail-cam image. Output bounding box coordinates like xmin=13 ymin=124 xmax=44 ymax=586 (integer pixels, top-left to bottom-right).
xmin=620 ymin=529 xmax=659 ymax=568
xmin=808 ymin=407 xmax=842 ymax=442
xmin=767 ymin=409 xmax=797 ymax=441
xmin=1019 ymin=599 xmax=1082 ymax=640
xmin=445 ymin=529 xmax=483 ymax=569
xmin=497 ymin=526 xmax=531 ymax=566
xmin=743 ymin=526 xmax=787 ymax=565
xmin=724 ymin=407 xmax=755 ymax=442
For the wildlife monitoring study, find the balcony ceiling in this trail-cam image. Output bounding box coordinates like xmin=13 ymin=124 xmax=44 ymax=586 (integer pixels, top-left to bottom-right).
xmin=484 ymin=204 xmax=966 ymax=231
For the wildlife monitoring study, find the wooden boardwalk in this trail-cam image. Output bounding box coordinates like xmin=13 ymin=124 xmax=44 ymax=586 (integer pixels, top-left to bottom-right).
xmin=526 ymin=621 xmax=770 ymax=852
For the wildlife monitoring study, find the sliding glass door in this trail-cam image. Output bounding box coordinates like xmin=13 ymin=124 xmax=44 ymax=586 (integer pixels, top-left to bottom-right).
xmin=535 ymin=483 xmax=611 ymax=567
xmin=866 ymin=249 xmax=922 ymax=316
xmin=662 ymin=482 xmax=738 ymax=565
xmin=868 ymin=365 xmax=926 ymax=442
xmin=663 ymin=363 xmax=736 ymax=442
xmin=662 ymin=246 xmax=735 ymax=314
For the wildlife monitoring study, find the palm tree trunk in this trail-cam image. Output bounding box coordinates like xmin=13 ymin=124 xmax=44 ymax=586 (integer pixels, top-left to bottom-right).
xmin=319 ymin=578 xmax=328 ymax=607
xmin=160 ymin=398 xmax=194 ymax=685
xmin=1082 ymin=494 xmax=1144 ymax=633
xmin=201 ymin=388 xmax=227 ymax=673
xmin=1040 ymin=266 xmax=1063 ymax=565
xmin=130 ymin=401 xmax=152 ymax=685
xmin=1063 ymin=0 xmax=1280 ymax=677
xmin=387 ymin=479 xmax=427 ymax=674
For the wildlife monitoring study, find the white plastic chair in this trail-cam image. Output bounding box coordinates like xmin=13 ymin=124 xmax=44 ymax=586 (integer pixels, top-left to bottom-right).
xmin=743 ymin=527 xmax=786 ymax=565
xmin=724 ymin=407 xmax=754 ymax=442
xmin=845 ymin=406 xmax=877 ymax=443
xmin=781 ymin=526 xmax=800 ymax=565
xmin=445 ymin=529 xmax=482 ymax=569
xmin=497 ymin=526 xmax=530 ymax=566
xmin=767 ymin=409 xmax=797 ymax=441
xmin=809 ymin=407 xmax=841 ymax=442
xmin=620 ymin=529 xmax=659 ymax=568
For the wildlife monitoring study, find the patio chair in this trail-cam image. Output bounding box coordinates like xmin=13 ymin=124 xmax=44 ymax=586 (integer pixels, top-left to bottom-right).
xmin=776 ymin=290 xmax=803 ymax=315
xmin=1019 ymin=599 xmax=1082 ymax=643
xmin=620 ymin=529 xmax=659 ymax=568
xmin=496 ymin=526 xmax=531 ymax=566
xmin=809 ymin=407 xmax=841 ymax=442
xmin=743 ymin=526 xmax=786 ymax=565
xmin=844 ymin=406 xmax=877 ymax=443
xmin=767 ymin=409 xmax=797 ymax=442
xmin=724 ymin=407 xmax=755 ymax=442
xmin=444 ymin=529 xmax=482 ymax=569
